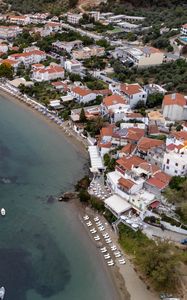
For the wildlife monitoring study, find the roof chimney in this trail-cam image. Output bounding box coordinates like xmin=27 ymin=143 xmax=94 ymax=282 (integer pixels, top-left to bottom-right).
xmin=171 ymin=93 xmax=176 ymax=100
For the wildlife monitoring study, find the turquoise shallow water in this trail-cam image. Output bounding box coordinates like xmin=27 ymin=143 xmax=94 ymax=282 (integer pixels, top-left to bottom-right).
xmin=0 ymin=95 xmax=118 ymax=300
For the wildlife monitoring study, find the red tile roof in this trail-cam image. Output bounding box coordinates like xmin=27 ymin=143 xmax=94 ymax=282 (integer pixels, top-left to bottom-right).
xmin=138 ymin=137 xmax=164 ymax=152
xmin=163 ymin=93 xmax=186 ymax=107
xmin=103 ymin=94 xmax=126 ymax=106
xmin=171 ymin=131 xmax=187 ymax=140
xmin=72 ymin=86 xmax=94 ymax=97
xmin=118 ymin=177 xmax=135 ymax=190
xmin=126 ymin=127 xmax=145 ymax=142
xmin=116 ymin=155 xmax=144 ymax=171
xmin=120 ymin=83 xmax=143 ymax=95
xmin=100 ymin=124 xmax=115 ymax=137
xmin=146 ymin=177 xmax=167 ymax=190
xmin=120 ymin=143 xmax=136 ymax=155
xmin=182 ymin=24 xmax=187 ymax=29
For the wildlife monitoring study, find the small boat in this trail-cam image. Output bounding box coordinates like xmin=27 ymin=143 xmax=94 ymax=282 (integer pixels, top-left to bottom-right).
xmin=0 ymin=286 xmax=5 ymax=299
xmin=1 ymin=208 xmax=6 ymax=216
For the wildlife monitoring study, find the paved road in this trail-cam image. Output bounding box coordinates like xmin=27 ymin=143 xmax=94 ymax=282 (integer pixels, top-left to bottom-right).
xmin=143 ymin=223 xmax=187 ymax=243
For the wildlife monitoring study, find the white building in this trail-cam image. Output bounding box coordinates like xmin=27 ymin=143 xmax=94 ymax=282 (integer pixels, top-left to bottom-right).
xmin=120 ymin=83 xmax=147 ymax=108
xmin=101 ymin=94 xmax=130 ymax=122
xmin=162 ymin=146 xmax=187 ymax=177
xmin=71 ymin=86 xmax=97 ymax=103
xmin=0 ymin=43 xmax=8 ymax=53
xmin=162 ymin=93 xmax=187 ymax=121
xmin=72 ymin=46 xmax=105 ymax=60
xmin=8 ymin=15 xmax=30 ymax=25
xmin=9 ymin=50 xmax=46 ymax=67
xmin=181 ymin=24 xmax=187 ymax=35
xmin=115 ymin=46 xmax=164 ymax=68
xmin=32 ymin=65 xmax=64 ymax=82
xmin=0 ymin=25 xmax=22 ymax=39
xmin=67 ymin=13 xmax=82 ymax=24
xmin=64 ymin=59 xmax=82 ymax=74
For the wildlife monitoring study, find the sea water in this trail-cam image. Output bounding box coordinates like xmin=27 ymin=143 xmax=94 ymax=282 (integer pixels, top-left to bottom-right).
xmin=0 ymin=95 xmax=118 ymax=300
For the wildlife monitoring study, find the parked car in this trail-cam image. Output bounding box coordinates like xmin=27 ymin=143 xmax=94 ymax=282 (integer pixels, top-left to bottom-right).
xmin=180 ymin=238 xmax=187 ymax=245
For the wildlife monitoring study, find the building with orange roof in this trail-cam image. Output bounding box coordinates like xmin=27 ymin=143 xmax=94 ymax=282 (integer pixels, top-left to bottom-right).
xmin=8 ymin=49 xmax=46 ymax=66
xmin=8 ymin=15 xmax=30 ymax=25
xmin=137 ymin=136 xmax=165 ymax=168
xmin=162 ymin=93 xmax=187 ymax=121
xmin=32 ymin=65 xmax=64 ymax=82
xmin=71 ymin=86 xmax=97 ymax=104
xmin=120 ymin=83 xmax=147 ymax=108
xmin=101 ymin=94 xmax=130 ymax=122
xmin=0 ymin=58 xmax=20 ymax=69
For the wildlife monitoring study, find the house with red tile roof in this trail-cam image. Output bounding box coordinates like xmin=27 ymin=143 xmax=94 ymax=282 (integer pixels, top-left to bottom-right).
xmin=8 ymin=15 xmax=30 ymax=25
xmin=71 ymin=86 xmax=97 ymax=103
xmin=162 ymin=93 xmax=187 ymax=121
xmin=101 ymin=94 xmax=130 ymax=122
xmin=9 ymin=50 xmax=46 ymax=66
xmin=32 ymin=65 xmax=64 ymax=82
xmin=137 ymin=136 xmax=165 ymax=168
xmin=120 ymin=83 xmax=147 ymax=108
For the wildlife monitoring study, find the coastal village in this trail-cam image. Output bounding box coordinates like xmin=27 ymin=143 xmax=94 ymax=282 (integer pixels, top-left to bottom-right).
xmin=0 ymin=2 xmax=187 ymax=299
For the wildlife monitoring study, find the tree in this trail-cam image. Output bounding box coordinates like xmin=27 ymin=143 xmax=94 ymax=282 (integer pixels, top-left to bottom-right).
xmin=78 ymin=189 xmax=90 ymax=203
xmin=146 ymin=93 xmax=164 ymax=108
xmin=79 ymin=108 xmax=87 ymax=123
xmin=103 ymin=153 xmax=110 ymax=166
xmin=0 ymin=62 xmax=14 ymax=79
xmin=138 ymin=242 xmax=178 ymax=291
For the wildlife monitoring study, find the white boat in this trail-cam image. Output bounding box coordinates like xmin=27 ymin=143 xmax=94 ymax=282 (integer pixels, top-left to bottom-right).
xmin=1 ymin=208 xmax=5 ymax=216
xmin=0 ymin=287 xmax=5 ymax=299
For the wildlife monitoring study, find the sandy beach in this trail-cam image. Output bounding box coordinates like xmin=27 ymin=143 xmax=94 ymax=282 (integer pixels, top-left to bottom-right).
xmin=0 ymin=85 xmax=159 ymax=300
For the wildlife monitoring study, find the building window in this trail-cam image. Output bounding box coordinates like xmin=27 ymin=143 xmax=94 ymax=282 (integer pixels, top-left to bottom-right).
xmin=166 ymin=159 xmax=170 ymax=164
xmin=175 ymin=170 xmax=178 ymax=174
xmin=166 ymin=166 xmax=169 ymax=169
xmin=175 ymin=163 xmax=178 ymax=166
xmin=183 ymin=165 xmax=185 ymax=169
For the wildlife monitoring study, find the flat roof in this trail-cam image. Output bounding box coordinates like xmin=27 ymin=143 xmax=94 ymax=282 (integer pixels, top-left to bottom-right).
xmin=105 ymin=194 xmax=131 ymax=215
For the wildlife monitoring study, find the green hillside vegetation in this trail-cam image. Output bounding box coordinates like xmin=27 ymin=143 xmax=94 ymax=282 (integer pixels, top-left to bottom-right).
xmin=5 ymin=0 xmax=78 ymax=14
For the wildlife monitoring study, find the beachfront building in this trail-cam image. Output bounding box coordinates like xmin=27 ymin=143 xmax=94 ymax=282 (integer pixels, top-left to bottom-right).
xmin=162 ymin=93 xmax=187 ymax=121
xmin=8 ymin=15 xmax=31 ymax=25
xmin=64 ymin=59 xmax=82 ymax=74
xmin=8 ymin=50 xmax=46 ymax=67
xmin=72 ymin=46 xmax=105 ymax=60
xmin=32 ymin=65 xmax=65 ymax=82
xmin=120 ymin=83 xmax=147 ymax=108
xmin=181 ymin=24 xmax=187 ymax=35
xmin=0 ymin=25 xmax=22 ymax=39
xmin=67 ymin=13 xmax=82 ymax=24
xmin=71 ymin=86 xmax=97 ymax=104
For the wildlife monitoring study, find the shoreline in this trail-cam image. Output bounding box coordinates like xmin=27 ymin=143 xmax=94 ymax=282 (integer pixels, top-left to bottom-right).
xmin=0 ymin=85 xmax=159 ymax=300
xmin=66 ymin=196 xmax=159 ymax=300
xmin=0 ymin=85 xmax=88 ymax=159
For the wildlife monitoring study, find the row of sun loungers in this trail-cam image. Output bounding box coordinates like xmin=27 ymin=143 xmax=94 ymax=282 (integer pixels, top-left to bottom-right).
xmin=83 ymin=214 xmax=126 ymax=266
